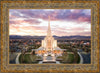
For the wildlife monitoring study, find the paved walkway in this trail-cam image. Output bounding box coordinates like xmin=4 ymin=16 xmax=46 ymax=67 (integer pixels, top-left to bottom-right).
xmin=15 ymin=53 xmax=21 ymax=64
xmin=38 ymin=55 xmax=61 ymax=64
xmin=9 ymin=52 xmax=18 ymax=64
xmin=77 ymin=52 xmax=83 ymax=64
xmin=43 ymin=56 xmax=56 ymax=62
xmin=46 ymin=56 xmax=53 ymax=60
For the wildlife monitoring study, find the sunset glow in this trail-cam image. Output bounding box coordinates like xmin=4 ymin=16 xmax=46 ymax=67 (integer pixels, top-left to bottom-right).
xmin=9 ymin=9 xmax=91 ymax=36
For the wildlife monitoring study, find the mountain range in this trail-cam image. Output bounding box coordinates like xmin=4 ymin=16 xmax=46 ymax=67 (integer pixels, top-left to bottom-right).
xmin=9 ymin=35 xmax=91 ymax=40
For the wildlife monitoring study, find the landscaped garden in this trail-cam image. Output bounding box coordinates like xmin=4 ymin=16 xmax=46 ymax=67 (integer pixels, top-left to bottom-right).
xmin=19 ymin=54 xmax=42 ymax=64
xmin=56 ymin=52 xmax=80 ymax=64
xmin=56 ymin=53 xmax=74 ymax=63
xmin=19 ymin=48 xmax=80 ymax=64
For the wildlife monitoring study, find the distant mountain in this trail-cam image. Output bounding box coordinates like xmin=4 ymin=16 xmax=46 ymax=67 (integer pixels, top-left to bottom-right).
xmin=53 ymin=35 xmax=90 ymax=40
xmin=9 ymin=35 xmax=91 ymax=40
xmin=9 ymin=35 xmax=45 ymax=39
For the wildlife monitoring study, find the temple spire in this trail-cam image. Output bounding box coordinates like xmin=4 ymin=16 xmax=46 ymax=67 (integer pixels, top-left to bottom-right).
xmin=47 ymin=16 xmax=51 ymax=36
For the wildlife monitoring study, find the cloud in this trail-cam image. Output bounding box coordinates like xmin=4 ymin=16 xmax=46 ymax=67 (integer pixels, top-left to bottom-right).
xmin=9 ymin=9 xmax=91 ymax=36
xmin=9 ymin=19 xmax=41 ymax=26
xmin=9 ymin=9 xmax=91 ymax=23
xmin=10 ymin=25 xmax=47 ymax=36
xmin=70 ymin=9 xmax=83 ymax=13
xmin=51 ymin=26 xmax=91 ymax=36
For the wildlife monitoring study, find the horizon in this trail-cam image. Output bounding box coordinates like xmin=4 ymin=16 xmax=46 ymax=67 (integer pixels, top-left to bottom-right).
xmin=9 ymin=9 xmax=91 ymax=36
xmin=9 ymin=35 xmax=91 ymax=37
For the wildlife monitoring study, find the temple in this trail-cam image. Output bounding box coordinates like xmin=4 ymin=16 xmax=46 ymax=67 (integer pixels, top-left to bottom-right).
xmin=41 ymin=16 xmax=58 ymax=52
xmin=32 ymin=16 xmax=65 ymax=62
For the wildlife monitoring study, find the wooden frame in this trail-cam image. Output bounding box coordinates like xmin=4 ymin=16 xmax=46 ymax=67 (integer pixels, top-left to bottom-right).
xmin=0 ymin=0 xmax=99 ymax=72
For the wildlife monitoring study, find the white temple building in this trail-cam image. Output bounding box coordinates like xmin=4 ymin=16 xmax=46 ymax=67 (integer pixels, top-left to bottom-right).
xmin=32 ymin=16 xmax=65 ymax=60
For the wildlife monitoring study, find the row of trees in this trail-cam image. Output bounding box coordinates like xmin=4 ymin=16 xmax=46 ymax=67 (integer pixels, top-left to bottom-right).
xmin=58 ymin=43 xmax=91 ymax=53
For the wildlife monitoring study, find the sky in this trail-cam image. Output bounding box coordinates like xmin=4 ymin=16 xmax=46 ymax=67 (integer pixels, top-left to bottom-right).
xmin=9 ymin=9 xmax=91 ymax=36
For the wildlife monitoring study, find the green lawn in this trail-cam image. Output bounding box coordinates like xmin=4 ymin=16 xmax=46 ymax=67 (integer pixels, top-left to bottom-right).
xmin=67 ymin=54 xmax=74 ymax=63
xmin=57 ymin=53 xmax=74 ymax=64
xmin=77 ymin=54 xmax=80 ymax=63
xmin=19 ymin=53 xmax=80 ymax=64
xmin=19 ymin=54 xmax=42 ymax=64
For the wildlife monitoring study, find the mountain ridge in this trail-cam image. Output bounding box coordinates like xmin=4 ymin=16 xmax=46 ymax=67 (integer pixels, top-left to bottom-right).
xmin=9 ymin=35 xmax=91 ymax=40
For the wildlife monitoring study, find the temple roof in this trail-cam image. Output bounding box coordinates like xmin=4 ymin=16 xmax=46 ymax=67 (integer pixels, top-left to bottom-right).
xmin=47 ymin=16 xmax=51 ymax=37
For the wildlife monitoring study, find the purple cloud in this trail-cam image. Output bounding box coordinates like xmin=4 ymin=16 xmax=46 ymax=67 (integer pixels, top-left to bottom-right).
xmin=9 ymin=9 xmax=91 ymax=36
xmin=9 ymin=9 xmax=91 ymax=23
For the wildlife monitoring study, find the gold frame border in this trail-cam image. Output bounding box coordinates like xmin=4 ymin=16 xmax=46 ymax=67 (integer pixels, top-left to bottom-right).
xmin=0 ymin=0 xmax=99 ymax=72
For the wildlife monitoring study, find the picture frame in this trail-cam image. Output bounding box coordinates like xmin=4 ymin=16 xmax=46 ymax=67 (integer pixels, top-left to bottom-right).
xmin=0 ymin=0 xmax=99 ymax=72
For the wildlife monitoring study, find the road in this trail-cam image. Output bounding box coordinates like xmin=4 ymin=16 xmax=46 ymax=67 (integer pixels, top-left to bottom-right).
xmin=9 ymin=52 xmax=19 ymax=64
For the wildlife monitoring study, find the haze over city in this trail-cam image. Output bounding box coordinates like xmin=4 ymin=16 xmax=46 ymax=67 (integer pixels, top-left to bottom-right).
xmin=9 ymin=9 xmax=91 ymax=36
